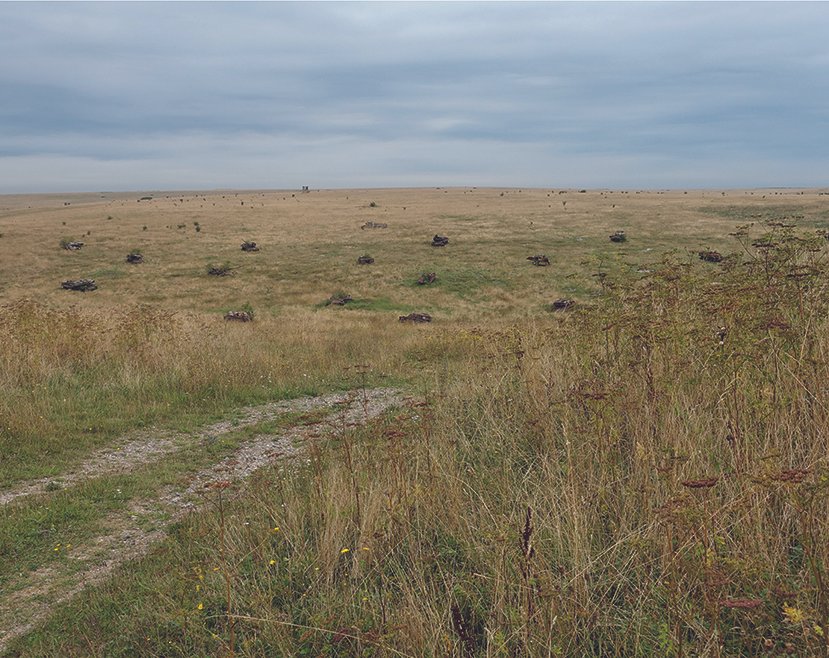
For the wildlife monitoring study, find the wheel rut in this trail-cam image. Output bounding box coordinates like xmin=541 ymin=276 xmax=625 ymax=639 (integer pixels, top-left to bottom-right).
xmin=0 ymin=389 xmax=388 ymax=507
xmin=0 ymin=387 xmax=406 ymax=654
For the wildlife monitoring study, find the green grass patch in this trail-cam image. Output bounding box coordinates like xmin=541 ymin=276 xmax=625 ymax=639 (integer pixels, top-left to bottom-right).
xmin=88 ymin=267 xmax=127 ymax=279
xmin=700 ymin=204 xmax=811 ymax=221
xmin=339 ymin=297 xmax=414 ymax=313
xmin=421 ymin=267 xmax=509 ymax=299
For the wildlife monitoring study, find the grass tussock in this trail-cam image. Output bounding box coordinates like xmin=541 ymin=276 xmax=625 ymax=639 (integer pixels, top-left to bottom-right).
xmin=12 ymin=222 xmax=829 ymax=656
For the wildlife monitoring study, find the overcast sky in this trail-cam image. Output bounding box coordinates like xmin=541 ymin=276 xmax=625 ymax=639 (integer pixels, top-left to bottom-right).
xmin=1 ymin=2 xmax=828 ymax=193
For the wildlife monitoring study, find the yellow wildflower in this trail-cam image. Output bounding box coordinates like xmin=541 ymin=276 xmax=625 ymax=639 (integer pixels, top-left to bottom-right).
xmin=783 ymin=604 xmax=806 ymax=624
xmin=340 ymin=548 xmax=350 ymax=554
xmin=197 ymin=603 xmax=204 ymax=611
xmin=269 ymin=559 xmax=276 ymax=566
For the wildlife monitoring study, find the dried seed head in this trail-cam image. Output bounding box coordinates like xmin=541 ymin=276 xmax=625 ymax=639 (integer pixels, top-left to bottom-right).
xmin=718 ymin=598 xmax=763 ymax=609
xmin=520 ymin=506 xmax=535 ymax=560
xmin=769 ymin=468 xmax=810 ymax=484
xmin=450 ymin=603 xmax=475 ymax=657
xmin=682 ymin=477 xmax=719 ymax=489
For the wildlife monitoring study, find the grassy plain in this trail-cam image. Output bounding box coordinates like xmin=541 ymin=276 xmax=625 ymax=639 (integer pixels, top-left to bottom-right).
xmin=1 ymin=187 xmax=829 ymax=655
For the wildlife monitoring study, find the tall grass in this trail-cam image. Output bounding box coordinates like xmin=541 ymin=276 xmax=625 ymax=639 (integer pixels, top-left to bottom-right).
xmin=0 ymin=301 xmax=423 ymax=485
xmin=13 ymin=222 xmax=829 ymax=656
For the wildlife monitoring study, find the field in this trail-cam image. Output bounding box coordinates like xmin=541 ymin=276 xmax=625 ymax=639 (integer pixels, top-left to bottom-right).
xmin=1 ymin=187 xmax=828 ymax=656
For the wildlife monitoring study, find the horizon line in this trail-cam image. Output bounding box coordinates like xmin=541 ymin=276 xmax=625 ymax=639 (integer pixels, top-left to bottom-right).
xmin=3 ymin=184 xmax=828 ymax=198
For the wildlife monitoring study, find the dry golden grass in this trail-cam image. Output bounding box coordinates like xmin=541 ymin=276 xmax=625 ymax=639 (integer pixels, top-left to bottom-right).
xmin=2 ymin=187 xmax=829 ymax=656
xmin=4 ymin=186 xmax=825 ymax=316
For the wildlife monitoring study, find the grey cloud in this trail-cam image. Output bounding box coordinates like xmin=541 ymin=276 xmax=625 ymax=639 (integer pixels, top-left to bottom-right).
xmin=1 ymin=2 xmax=828 ymax=192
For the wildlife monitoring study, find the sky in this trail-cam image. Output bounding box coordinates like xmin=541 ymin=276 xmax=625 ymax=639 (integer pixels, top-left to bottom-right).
xmin=1 ymin=2 xmax=828 ymax=193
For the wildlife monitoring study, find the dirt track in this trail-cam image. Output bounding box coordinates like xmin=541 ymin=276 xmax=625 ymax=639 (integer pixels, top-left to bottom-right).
xmin=0 ymin=387 xmax=405 ymax=654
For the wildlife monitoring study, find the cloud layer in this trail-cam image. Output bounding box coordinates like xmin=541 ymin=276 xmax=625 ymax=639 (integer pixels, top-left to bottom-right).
xmin=2 ymin=2 xmax=828 ymax=192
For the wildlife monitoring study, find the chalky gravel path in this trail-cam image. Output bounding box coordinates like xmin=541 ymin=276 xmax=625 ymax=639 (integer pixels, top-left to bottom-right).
xmin=0 ymin=387 xmax=405 ymax=654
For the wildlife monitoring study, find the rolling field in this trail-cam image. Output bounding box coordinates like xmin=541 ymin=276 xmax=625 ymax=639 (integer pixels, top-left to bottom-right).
xmin=1 ymin=187 xmax=828 ymax=656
